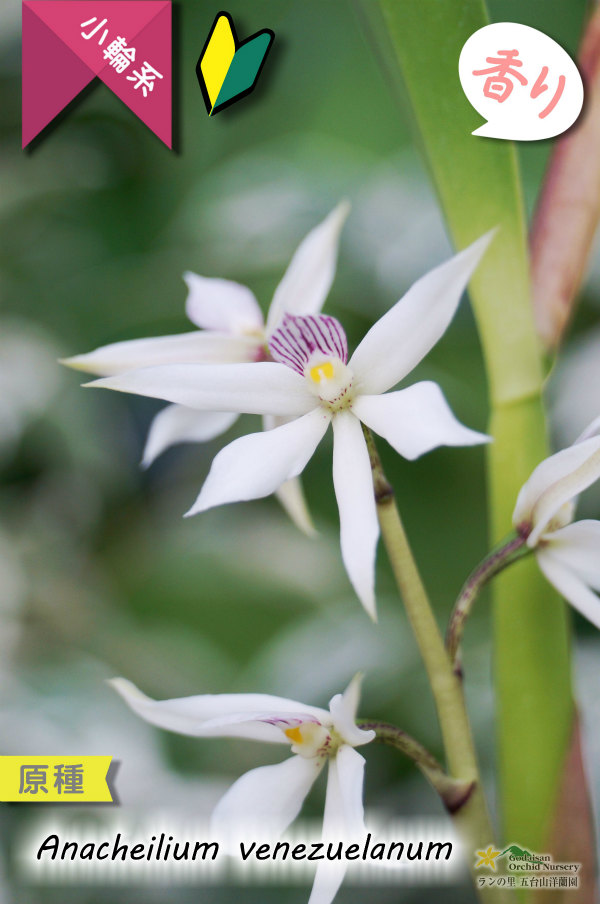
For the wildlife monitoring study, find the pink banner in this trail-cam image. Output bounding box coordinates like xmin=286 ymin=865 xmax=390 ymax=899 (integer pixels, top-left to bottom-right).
xmin=22 ymin=1 xmax=172 ymax=147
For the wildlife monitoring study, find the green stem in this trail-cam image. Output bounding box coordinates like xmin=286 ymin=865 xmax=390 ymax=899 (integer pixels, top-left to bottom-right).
xmin=362 ymin=427 xmax=515 ymax=904
xmin=357 ymin=719 xmax=476 ymax=813
xmin=356 ymin=0 xmax=575 ymax=850
xmin=490 ymin=404 xmax=572 ymax=848
xmin=446 ymin=533 xmax=531 ymax=668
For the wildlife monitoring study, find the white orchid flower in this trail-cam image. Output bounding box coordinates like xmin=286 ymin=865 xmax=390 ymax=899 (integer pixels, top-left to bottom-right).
xmin=62 ymin=203 xmax=350 ymax=534
xmin=110 ymin=674 xmax=375 ymax=904
xmin=89 ymin=234 xmax=492 ymax=618
xmin=512 ymin=420 xmax=600 ymax=628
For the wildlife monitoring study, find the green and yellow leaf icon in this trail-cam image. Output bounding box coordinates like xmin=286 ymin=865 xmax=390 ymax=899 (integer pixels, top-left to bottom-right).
xmin=197 ymin=12 xmax=274 ymax=116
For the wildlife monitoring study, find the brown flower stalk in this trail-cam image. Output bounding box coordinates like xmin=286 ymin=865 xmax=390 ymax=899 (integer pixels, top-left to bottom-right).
xmin=531 ymin=6 xmax=600 ymax=350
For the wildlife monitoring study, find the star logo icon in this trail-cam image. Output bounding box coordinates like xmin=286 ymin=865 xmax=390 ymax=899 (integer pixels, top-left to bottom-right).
xmin=475 ymin=845 xmax=501 ymax=870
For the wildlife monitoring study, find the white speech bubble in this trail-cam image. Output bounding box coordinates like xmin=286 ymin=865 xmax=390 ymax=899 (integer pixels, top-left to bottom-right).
xmin=459 ymin=22 xmax=584 ymax=140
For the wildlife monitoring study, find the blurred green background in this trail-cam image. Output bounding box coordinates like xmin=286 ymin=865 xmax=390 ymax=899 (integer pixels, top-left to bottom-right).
xmin=1 ymin=0 xmax=600 ymax=902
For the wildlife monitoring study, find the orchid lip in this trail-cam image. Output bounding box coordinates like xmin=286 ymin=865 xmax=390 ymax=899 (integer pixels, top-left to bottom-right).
xmin=268 ymin=312 xmax=355 ymax=411
xmin=269 ymin=313 xmax=348 ymax=375
xmin=303 ymin=355 xmax=355 ymax=410
xmin=257 ymin=714 xmax=344 ymax=759
xmin=259 ymin=715 xmax=322 ymax=728
xmin=282 ymin=721 xmax=340 ymax=759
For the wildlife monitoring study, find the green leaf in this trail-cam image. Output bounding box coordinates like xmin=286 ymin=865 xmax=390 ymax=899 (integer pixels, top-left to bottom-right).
xmin=357 ymin=0 xmax=573 ymax=850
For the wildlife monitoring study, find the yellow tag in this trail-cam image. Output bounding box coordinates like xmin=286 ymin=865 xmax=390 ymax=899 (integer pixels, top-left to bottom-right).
xmin=0 ymin=756 xmax=113 ymax=802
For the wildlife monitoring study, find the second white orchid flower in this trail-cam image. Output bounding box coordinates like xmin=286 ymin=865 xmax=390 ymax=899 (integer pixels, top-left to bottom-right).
xmin=110 ymin=675 xmax=375 ymax=904
xmin=63 ymin=203 xmax=350 ymax=534
xmin=513 ymin=419 xmax=600 ymax=627
xmin=88 ymin=233 xmax=493 ymax=618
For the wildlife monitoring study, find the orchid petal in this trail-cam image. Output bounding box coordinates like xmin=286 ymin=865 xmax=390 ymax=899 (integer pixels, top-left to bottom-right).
xmin=541 ymin=521 xmax=600 ymax=591
xmin=275 ymin=480 xmax=317 ymax=536
xmin=332 ymin=412 xmax=379 ymax=620
xmin=307 ymin=749 xmax=367 ymax=904
xmin=266 ymin=202 xmax=350 ymax=335
xmin=86 ymin=362 xmax=315 ymax=417
xmin=513 ymin=435 xmax=600 ymax=545
xmin=575 ymin=414 xmax=600 ymax=444
xmin=264 ymin=414 xmax=317 ymax=536
xmin=349 ymin=232 xmax=493 ymax=394
xmin=62 ymin=332 xmax=261 ymax=377
xmin=334 ymin=746 xmax=368 ymax=835
xmin=269 ymin=314 xmax=348 ymax=374
xmin=186 ymin=408 xmax=330 ymax=517
xmin=352 ymin=382 xmax=490 ymax=461
xmin=329 ymin=674 xmax=375 ymax=748
xmin=109 ymin=678 xmax=330 ymax=742
xmin=212 ymin=755 xmax=324 ymax=853
xmin=184 ymin=273 xmax=264 ymax=334
xmin=142 ymin=405 xmax=238 ymax=468
xmin=537 ymin=545 xmax=600 ymax=629
xmin=340 ymin=673 xmax=362 ymax=721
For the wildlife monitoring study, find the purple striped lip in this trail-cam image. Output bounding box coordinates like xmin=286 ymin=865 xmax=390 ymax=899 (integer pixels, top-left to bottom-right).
xmin=269 ymin=314 xmax=348 ymax=375
xmin=259 ymin=715 xmax=322 ymax=727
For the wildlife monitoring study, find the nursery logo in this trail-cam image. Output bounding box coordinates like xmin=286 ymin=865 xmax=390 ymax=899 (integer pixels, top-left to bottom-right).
xmin=459 ymin=22 xmax=584 ymax=140
xmin=474 ymin=843 xmax=580 ymax=890
xmin=475 ymin=846 xmax=501 ymax=870
xmin=22 ymin=1 xmax=172 ymax=147
xmin=476 ymin=844 xmax=548 ymax=871
xmin=196 ymin=11 xmax=274 ymax=115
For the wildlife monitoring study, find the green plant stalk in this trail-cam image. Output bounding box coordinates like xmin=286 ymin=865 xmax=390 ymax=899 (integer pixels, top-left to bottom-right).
xmin=364 ymin=428 xmax=514 ymax=903
xmin=357 ymin=0 xmax=574 ymax=850
xmin=446 ymin=532 xmax=530 ymax=668
xmin=356 ymin=719 xmax=477 ymax=812
xmin=489 ymin=402 xmax=572 ymax=845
